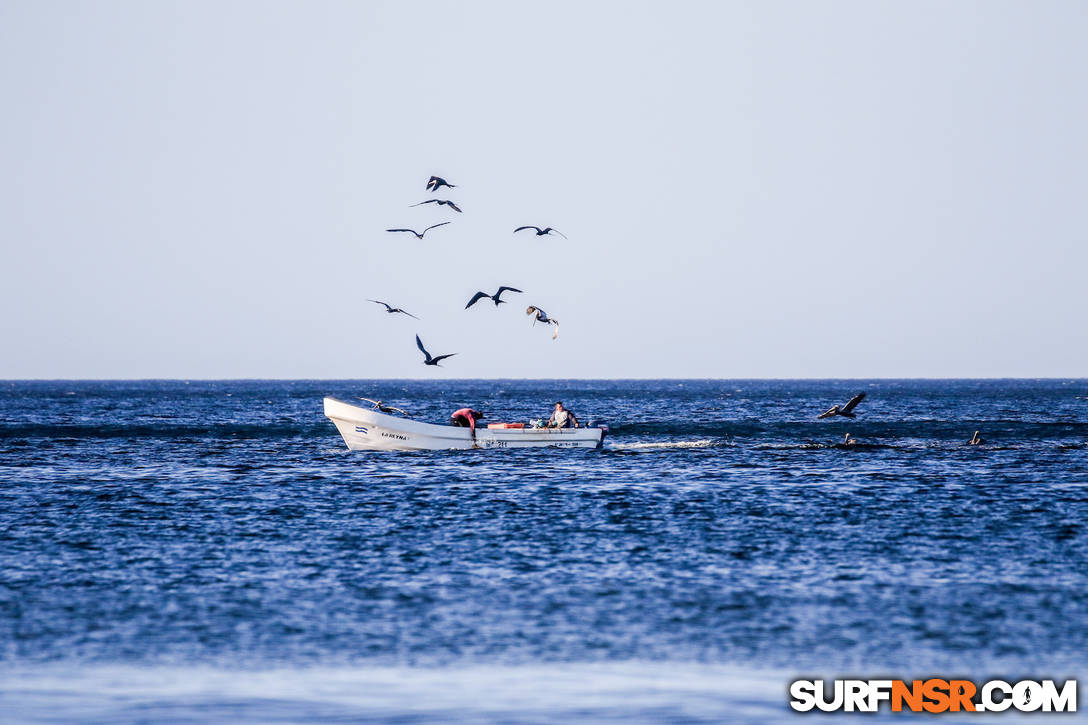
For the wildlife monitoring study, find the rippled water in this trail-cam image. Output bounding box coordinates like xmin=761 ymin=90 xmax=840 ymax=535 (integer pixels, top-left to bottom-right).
xmin=1 ymin=380 xmax=1086 ymax=722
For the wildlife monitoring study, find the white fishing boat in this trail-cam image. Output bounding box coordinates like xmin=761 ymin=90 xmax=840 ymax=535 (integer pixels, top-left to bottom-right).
xmin=324 ymin=397 xmax=606 ymax=451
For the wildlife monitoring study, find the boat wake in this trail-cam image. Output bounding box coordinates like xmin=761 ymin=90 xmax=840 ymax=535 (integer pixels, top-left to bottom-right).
xmin=608 ymin=439 xmax=722 ymax=451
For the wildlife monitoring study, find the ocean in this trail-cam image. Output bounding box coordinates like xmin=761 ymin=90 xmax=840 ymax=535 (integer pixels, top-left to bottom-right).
xmin=1 ymin=379 xmax=1086 ymax=723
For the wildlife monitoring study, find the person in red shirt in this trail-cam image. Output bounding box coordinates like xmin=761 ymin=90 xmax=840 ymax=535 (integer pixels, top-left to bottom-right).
xmin=449 ymin=408 xmax=484 ymax=438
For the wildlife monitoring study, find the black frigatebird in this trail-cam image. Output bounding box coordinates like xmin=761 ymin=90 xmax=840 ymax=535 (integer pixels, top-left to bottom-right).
xmin=416 ymin=334 xmax=457 ymax=366
xmin=368 ymin=300 xmax=419 ymax=319
xmin=385 ymin=221 xmax=451 ymax=239
xmin=411 ymin=199 xmax=462 ymax=213
xmin=465 ymin=286 xmax=523 ymax=309
xmin=514 ymin=225 xmax=567 ymax=239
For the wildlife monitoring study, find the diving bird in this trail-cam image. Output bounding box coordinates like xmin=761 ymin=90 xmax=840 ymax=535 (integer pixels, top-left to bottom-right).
xmin=385 ymin=221 xmax=451 ymax=239
xmin=426 ymin=175 xmax=456 ymax=192
xmin=367 ymin=300 xmax=419 ymax=319
xmin=514 ymin=225 xmax=567 ymax=239
xmin=410 ymin=199 xmax=462 ymax=213
xmin=526 ymin=305 xmax=560 ymax=340
xmin=816 ymin=393 xmax=867 ymax=419
xmin=358 ymin=398 xmax=411 ymax=417
xmin=465 ymin=286 xmax=523 ymax=309
xmin=416 ymin=334 xmax=457 ymax=366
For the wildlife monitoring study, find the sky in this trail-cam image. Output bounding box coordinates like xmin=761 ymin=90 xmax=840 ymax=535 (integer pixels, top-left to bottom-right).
xmin=1 ymin=1 xmax=1085 ymax=379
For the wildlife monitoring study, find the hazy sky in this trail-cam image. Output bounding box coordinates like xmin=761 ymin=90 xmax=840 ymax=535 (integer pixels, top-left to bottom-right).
xmin=2 ymin=1 xmax=1085 ymax=378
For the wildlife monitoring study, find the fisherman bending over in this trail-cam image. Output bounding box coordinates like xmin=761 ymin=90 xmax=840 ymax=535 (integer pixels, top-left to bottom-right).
xmin=548 ymin=401 xmax=579 ymax=429
xmin=450 ymin=408 xmax=484 ymax=439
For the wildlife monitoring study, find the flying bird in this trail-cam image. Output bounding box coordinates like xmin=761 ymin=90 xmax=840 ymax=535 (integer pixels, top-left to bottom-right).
xmin=385 ymin=221 xmax=451 ymax=239
xmin=367 ymin=300 xmax=419 ymax=319
xmin=817 ymin=393 xmax=867 ymax=419
xmin=426 ymin=176 xmax=456 ymax=192
xmin=526 ymin=305 xmax=560 ymax=340
xmin=465 ymin=286 xmax=523 ymax=309
xmin=416 ymin=334 xmax=457 ymax=366
xmin=358 ymin=398 xmax=411 ymax=417
xmin=514 ymin=225 xmax=567 ymax=239
xmin=411 ymin=199 xmax=462 ymax=213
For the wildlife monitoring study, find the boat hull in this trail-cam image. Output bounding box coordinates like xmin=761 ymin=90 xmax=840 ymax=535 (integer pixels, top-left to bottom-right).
xmin=323 ymin=397 xmax=604 ymax=451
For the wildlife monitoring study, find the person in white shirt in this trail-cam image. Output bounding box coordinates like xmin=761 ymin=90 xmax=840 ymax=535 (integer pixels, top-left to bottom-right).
xmin=548 ymin=401 xmax=579 ymax=429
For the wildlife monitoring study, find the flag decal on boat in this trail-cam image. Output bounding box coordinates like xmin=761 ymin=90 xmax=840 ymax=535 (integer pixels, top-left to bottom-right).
xmin=355 ymin=425 xmax=368 ymax=434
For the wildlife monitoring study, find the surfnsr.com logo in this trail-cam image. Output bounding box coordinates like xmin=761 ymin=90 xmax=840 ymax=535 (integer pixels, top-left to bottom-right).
xmin=789 ymin=679 xmax=1076 ymax=713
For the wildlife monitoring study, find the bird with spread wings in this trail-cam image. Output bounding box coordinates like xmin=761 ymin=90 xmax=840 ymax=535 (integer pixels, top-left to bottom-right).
xmin=411 ymin=199 xmax=462 ymax=213
xmin=465 ymin=286 xmax=523 ymax=309
xmin=817 ymin=393 xmax=867 ymax=419
xmin=415 ymin=334 xmax=457 ymax=366
xmin=385 ymin=221 xmax=451 ymax=239
xmin=426 ymin=175 xmax=456 ymax=192
xmin=367 ymin=300 xmax=419 ymax=319
xmin=358 ymin=398 xmax=411 ymax=417
xmin=526 ymin=305 xmax=560 ymax=340
xmin=513 ymin=225 xmax=567 ymax=239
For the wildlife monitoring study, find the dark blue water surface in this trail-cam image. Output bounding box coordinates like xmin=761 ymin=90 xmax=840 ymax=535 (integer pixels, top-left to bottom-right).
xmin=1 ymin=380 xmax=1087 ymax=723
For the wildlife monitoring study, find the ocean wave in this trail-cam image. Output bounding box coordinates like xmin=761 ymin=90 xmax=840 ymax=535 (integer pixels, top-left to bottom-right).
xmin=0 ymin=662 xmax=787 ymax=725
xmin=2 ymin=417 xmax=1085 ymax=445
xmin=0 ymin=422 xmax=329 ymax=440
xmin=606 ymin=420 xmax=1088 ymax=439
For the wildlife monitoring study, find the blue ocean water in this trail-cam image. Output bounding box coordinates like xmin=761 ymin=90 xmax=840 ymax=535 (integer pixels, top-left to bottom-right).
xmin=1 ymin=379 xmax=1086 ymax=723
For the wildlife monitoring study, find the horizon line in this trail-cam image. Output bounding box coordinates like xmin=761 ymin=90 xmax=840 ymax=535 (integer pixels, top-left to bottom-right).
xmin=3 ymin=376 xmax=1087 ymax=383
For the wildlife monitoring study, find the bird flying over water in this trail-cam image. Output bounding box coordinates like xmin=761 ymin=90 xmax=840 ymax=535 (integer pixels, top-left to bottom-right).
xmin=514 ymin=225 xmax=567 ymax=239
xmin=426 ymin=176 xmax=456 ymax=192
xmin=816 ymin=393 xmax=866 ymax=419
xmin=411 ymin=199 xmax=462 ymax=213
xmin=385 ymin=221 xmax=451 ymax=239
xmin=465 ymin=286 xmax=523 ymax=309
xmin=526 ymin=305 xmax=560 ymax=340
xmin=358 ymin=398 xmax=411 ymax=417
xmin=367 ymin=300 xmax=419 ymax=319
xmin=416 ymin=334 xmax=457 ymax=366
